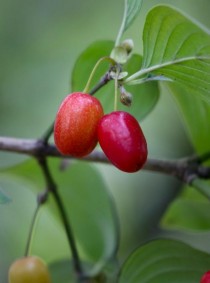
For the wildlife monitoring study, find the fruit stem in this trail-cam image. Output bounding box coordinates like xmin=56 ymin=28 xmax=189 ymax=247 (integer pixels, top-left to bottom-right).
xmin=83 ymin=56 xmax=116 ymax=94
xmin=41 ymin=122 xmax=54 ymax=144
xmin=24 ymin=191 xmax=48 ymax=256
xmin=114 ymin=67 xmax=120 ymax=111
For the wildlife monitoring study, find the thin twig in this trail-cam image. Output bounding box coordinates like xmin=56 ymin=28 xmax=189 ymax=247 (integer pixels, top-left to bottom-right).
xmin=36 ymin=156 xmax=84 ymax=279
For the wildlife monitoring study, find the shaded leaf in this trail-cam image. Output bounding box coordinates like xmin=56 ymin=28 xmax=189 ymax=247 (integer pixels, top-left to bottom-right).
xmin=71 ymin=40 xmax=114 ymax=93
xmin=49 ymin=258 xmax=116 ymax=283
xmin=166 ymin=82 xmax=210 ymax=154
xmin=119 ymin=239 xmax=210 ymax=283
xmin=49 ymin=259 xmax=76 ymax=283
xmin=158 ymin=229 xmax=210 ymax=254
xmin=124 ymin=0 xmax=143 ymax=32
xmin=0 ymin=188 xmax=11 ymax=204
xmin=4 ymin=159 xmax=119 ymax=274
xmin=126 ymin=5 xmax=210 ymax=103
xmin=192 ymin=179 xmax=210 ymax=199
xmin=115 ymin=0 xmax=143 ymax=45
xmin=52 ymin=161 xmax=119 ymax=275
xmin=124 ymin=54 xmax=159 ymax=120
xmin=161 ymin=197 xmax=210 ymax=230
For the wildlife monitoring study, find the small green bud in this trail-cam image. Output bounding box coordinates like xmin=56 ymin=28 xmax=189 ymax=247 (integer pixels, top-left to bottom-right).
xmin=121 ymin=39 xmax=134 ymax=54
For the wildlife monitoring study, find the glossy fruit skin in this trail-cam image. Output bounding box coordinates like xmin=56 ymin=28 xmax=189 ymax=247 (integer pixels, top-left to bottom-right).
xmin=97 ymin=111 xmax=147 ymax=173
xmin=54 ymin=92 xmax=104 ymax=157
xmin=8 ymin=256 xmax=51 ymax=283
xmin=200 ymin=271 xmax=210 ymax=283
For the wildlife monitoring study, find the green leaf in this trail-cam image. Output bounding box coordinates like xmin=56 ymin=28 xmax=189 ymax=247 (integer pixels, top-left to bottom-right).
xmin=166 ymin=83 xmax=210 ymax=154
xmin=49 ymin=258 xmax=116 ymax=283
xmin=123 ymin=54 xmax=159 ymax=120
xmin=115 ymin=0 xmax=143 ymax=45
xmin=71 ymin=40 xmax=159 ymax=121
xmin=158 ymin=229 xmax=210 ymax=254
xmin=162 ymin=197 xmax=210 ymax=230
xmin=5 ymin=158 xmax=119 ymax=274
xmin=51 ymin=161 xmax=119 ymax=275
xmin=126 ymin=5 xmax=210 ymax=102
xmin=49 ymin=259 xmax=76 ymax=283
xmin=192 ymin=179 xmax=210 ymax=199
xmin=71 ymin=40 xmax=114 ymax=93
xmin=0 ymin=188 xmax=11 ymax=204
xmin=119 ymin=239 xmax=210 ymax=283
xmin=124 ymin=0 xmax=143 ymax=32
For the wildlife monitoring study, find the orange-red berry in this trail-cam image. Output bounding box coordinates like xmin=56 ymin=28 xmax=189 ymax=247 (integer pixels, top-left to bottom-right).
xmin=54 ymin=92 xmax=104 ymax=157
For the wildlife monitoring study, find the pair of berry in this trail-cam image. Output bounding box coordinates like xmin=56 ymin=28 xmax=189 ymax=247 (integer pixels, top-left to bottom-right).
xmin=54 ymin=92 xmax=148 ymax=173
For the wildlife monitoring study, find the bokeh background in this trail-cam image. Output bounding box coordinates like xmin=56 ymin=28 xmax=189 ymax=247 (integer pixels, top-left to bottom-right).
xmin=1 ymin=0 xmax=210 ymax=281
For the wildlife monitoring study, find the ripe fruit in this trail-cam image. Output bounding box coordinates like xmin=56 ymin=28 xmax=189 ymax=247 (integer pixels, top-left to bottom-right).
xmin=8 ymin=256 xmax=51 ymax=283
xmin=97 ymin=111 xmax=147 ymax=173
xmin=54 ymin=92 xmax=104 ymax=157
xmin=200 ymin=271 xmax=210 ymax=283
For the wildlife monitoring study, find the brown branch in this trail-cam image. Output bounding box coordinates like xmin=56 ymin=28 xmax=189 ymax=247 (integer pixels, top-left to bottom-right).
xmin=0 ymin=136 xmax=209 ymax=183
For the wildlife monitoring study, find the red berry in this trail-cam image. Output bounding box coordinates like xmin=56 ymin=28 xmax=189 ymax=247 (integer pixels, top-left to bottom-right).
xmin=8 ymin=256 xmax=51 ymax=283
xmin=200 ymin=271 xmax=210 ymax=283
xmin=97 ymin=111 xmax=147 ymax=173
xmin=54 ymin=92 xmax=104 ymax=157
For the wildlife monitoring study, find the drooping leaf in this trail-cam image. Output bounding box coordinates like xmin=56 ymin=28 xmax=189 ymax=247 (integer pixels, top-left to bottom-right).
xmin=192 ymin=179 xmax=210 ymax=199
xmin=51 ymin=160 xmax=119 ymax=275
xmin=119 ymin=239 xmax=210 ymax=283
xmin=115 ymin=0 xmax=143 ymax=45
xmin=126 ymin=5 xmax=210 ymax=103
xmin=166 ymin=82 xmax=210 ymax=154
xmin=158 ymin=229 xmax=210 ymax=255
xmin=0 ymin=187 xmax=11 ymax=204
xmin=124 ymin=0 xmax=143 ymax=32
xmin=162 ymin=197 xmax=210 ymax=230
xmin=71 ymin=40 xmax=159 ymax=121
xmin=49 ymin=259 xmax=76 ymax=283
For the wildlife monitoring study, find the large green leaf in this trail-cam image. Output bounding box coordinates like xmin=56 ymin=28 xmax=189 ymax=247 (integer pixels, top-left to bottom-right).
xmin=162 ymin=197 xmax=210 ymax=230
xmin=71 ymin=40 xmax=159 ymax=121
xmin=166 ymin=82 xmax=210 ymax=154
xmin=125 ymin=5 xmax=210 ymax=103
xmin=52 ymin=160 xmax=119 ymax=275
xmin=0 ymin=187 xmax=11 ymax=204
xmin=158 ymin=228 xmax=210 ymax=254
xmin=118 ymin=239 xmax=210 ymax=283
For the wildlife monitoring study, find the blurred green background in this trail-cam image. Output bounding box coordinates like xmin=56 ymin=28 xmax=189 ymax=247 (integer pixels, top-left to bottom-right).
xmin=1 ymin=0 xmax=210 ymax=281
